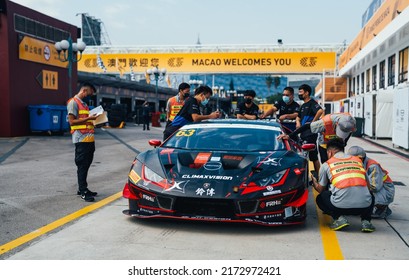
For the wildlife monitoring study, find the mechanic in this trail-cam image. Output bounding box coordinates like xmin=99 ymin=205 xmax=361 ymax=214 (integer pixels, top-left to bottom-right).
xmin=278 ymin=84 xmax=323 ymax=177
xmin=165 ymin=82 xmax=191 ymax=126
xmin=235 ymin=90 xmax=260 ymax=120
xmin=163 ymin=85 xmax=220 ymax=140
xmin=310 ymin=138 xmax=375 ymax=232
xmin=260 ymin=86 xmax=300 ymax=132
xmin=348 ymin=146 xmax=395 ymax=218
xmin=279 ymin=113 xmax=356 ymax=163
xmin=67 ymin=82 xmax=98 ymax=202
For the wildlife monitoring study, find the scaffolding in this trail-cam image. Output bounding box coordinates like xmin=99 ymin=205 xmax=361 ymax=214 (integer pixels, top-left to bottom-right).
xmin=78 ymin=13 xmax=111 ymax=46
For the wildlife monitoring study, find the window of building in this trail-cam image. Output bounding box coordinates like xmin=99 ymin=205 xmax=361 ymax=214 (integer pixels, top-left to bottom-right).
xmin=372 ymin=65 xmax=377 ymax=90
xmin=380 ymin=60 xmax=385 ymax=88
xmin=366 ymin=68 xmax=371 ymax=92
xmin=14 ymin=14 xmax=70 ymax=43
xmin=357 ymin=75 xmax=360 ymax=94
xmin=361 ymin=72 xmax=365 ymax=93
xmin=352 ymin=77 xmax=356 ymax=95
xmin=399 ymin=47 xmax=408 ymax=83
xmin=388 ymin=54 xmax=395 ymax=86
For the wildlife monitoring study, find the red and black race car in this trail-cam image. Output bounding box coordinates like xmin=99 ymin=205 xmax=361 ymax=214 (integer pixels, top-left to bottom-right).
xmin=123 ymin=119 xmax=315 ymax=226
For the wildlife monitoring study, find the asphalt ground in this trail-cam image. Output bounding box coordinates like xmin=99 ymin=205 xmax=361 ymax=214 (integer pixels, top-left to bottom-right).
xmin=1 ymin=122 xmax=409 ymax=267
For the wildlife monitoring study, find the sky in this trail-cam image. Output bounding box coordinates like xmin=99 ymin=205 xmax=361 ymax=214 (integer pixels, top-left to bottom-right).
xmin=11 ymin=0 xmax=373 ymax=46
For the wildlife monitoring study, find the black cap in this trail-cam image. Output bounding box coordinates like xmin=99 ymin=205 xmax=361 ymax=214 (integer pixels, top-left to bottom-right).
xmin=244 ymin=90 xmax=256 ymax=97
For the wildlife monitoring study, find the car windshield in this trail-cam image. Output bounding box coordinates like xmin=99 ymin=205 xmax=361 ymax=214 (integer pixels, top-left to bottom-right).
xmin=163 ymin=123 xmax=285 ymax=151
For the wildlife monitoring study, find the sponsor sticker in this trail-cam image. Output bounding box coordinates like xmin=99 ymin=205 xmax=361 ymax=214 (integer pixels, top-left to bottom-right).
xmin=195 ymin=187 xmax=216 ymax=197
xmin=163 ymin=180 xmax=188 ymax=193
xmin=262 ymin=190 xmax=282 ymax=196
xmin=203 ymin=161 xmax=222 ymax=171
xmin=265 ymin=200 xmax=282 ymax=207
xmin=257 ymin=157 xmax=282 ymax=166
xmin=142 ymin=194 xmax=155 ymax=202
xmin=182 ymin=174 xmax=233 ymax=180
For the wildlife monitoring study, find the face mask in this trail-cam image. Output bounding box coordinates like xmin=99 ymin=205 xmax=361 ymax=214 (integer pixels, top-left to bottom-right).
xmin=183 ymin=93 xmax=190 ymax=98
xmin=201 ymin=98 xmax=209 ymax=106
xmin=298 ymin=94 xmax=304 ymax=100
xmin=282 ymin=96 xmax=290 ymax=103
xmin=245 ymin=98 xmax=252 ymax=104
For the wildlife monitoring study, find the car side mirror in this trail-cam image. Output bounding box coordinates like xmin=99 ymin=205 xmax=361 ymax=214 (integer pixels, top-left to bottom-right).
xmin=301 ymin=143 xmax=316 ymax=151
xmin=149 ymin=139 xmax=162 ymax=148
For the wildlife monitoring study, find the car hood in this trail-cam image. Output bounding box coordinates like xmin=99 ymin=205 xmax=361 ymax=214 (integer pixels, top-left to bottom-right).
xmin=136 ymin=148 xmax=306 ymax=198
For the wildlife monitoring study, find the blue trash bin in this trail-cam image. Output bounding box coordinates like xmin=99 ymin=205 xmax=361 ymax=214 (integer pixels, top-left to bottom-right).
xmin=54 ymin=105 xmax=69 ymax=131
xmin=27 ymin=105 xmax=62 ymax=132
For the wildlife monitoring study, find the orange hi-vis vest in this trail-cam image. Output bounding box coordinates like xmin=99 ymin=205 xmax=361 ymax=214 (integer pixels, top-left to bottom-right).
xmin=168 ymin=96 xmax=184 ymax=121
xmin=366 ymin=158 xmax=393 ymax=183
xmin=68 ymin=97 xmax=95 ymax=134
xmin=327 ymin=155 xmax=367 ymax=189
xmin=322 ymin=113 xmax=351 ymax=144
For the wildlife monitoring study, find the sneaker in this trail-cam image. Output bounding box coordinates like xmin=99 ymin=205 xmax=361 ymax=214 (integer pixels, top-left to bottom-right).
xmin=329 ymin=216 xmax=350 ymax=231
xmin=77 ymin=189 xmax=97 ymax=196
xmin=361 ymin=220 xmax=376 ymax=232
xmin=372 ymin=205 xmax=390 ymax=219
xmin=80 ymin=191 xmax=95 ymax=202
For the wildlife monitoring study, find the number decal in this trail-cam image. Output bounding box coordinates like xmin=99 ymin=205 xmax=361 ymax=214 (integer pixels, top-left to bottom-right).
xmin=176 ymin=129 xmax=195 ymax=137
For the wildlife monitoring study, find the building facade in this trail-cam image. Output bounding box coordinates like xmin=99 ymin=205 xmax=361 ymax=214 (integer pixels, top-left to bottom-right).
xmin=332 ymin=0 xmax=409 ymax=148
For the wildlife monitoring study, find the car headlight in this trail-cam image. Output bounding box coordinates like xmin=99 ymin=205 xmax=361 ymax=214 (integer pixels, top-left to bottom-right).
xmin=256 ymin=169 xmax=287 ymax=187
xmin=143 ymin=165 xmax=165 ymax=183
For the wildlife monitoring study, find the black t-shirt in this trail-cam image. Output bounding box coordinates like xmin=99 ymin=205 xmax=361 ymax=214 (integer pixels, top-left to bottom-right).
xmin=170 ymin=97 xmax=200 ymax=127
xmin=235 ymin=102 xmax=259 ymax=117
xmin=273 ymin=100 xmax=300 ymax=118
xmin=298 ymin=99 xmax=322 ymax=139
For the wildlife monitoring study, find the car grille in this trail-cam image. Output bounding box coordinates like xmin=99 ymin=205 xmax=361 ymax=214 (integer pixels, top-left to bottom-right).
xmin=173 ymin=197 xmax=236 ymax=217
xmin=238 ymin=200 xmax=258 ymax=214
xmin=157 ymin=195 xmax=173 ymax=210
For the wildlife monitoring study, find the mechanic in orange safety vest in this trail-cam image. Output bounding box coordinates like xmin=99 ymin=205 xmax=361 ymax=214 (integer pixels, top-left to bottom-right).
xmin=68 ymin=98 xmax=95 ymax=134
xmin=67 ymin=82 xmax=98 ymax=202
xmin=348 ymin=145 xmax=395 ymax=219
xmin=278 ymin=112 xmax=356 ymax=163
xmin=310 ymin=138 xmax=375 ymax=232
xmin=165 ymin=82 xmax=191 ymax=126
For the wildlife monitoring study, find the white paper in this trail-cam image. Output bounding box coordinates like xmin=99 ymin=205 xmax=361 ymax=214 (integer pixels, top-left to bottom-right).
xmin=89 ymin=105 xmax=104 ymax=116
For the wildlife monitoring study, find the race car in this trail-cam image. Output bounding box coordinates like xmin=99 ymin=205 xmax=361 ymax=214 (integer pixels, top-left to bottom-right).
xmin=123 ymin=119 xmax=315 ymax=226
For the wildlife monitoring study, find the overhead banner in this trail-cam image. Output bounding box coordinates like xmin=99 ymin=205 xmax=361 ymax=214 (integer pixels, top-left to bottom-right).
xmin=19 ymin=36 xmax=68 ymax=68
xmin=78 ymin=52 xmax=336 ymax=74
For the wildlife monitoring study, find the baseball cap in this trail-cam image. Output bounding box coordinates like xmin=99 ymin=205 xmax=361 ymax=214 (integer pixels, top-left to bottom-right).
xmin=336 ymin=115 xmax=356 ymax=139
xmin=348 ymin=146 xmax=366 ymax=158
xmin=244 ymin=90 xmax=256 ymax=97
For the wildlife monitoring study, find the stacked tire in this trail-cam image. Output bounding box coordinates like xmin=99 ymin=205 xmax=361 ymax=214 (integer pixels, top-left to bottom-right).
xmin=108 ymin=104 xmax=127 ymax=127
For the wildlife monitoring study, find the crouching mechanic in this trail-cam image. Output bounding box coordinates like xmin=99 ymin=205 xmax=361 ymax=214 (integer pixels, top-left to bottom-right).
xmin=279 ymin=113 xmax=356 ymax=163
xmin=310 ymin=138 xmax=375 ymax=232
xmin=348 ymin=146 xmax=395 ymax=218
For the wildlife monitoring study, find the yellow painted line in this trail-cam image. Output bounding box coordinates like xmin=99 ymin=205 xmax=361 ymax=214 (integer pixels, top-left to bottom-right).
xmin=0 ymin=191 xmax=123 ymax=256
xmin=309 ymin=162 xmax=344 ymax=260
xmin=312 ymin=189 xmax=344 ymax=260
